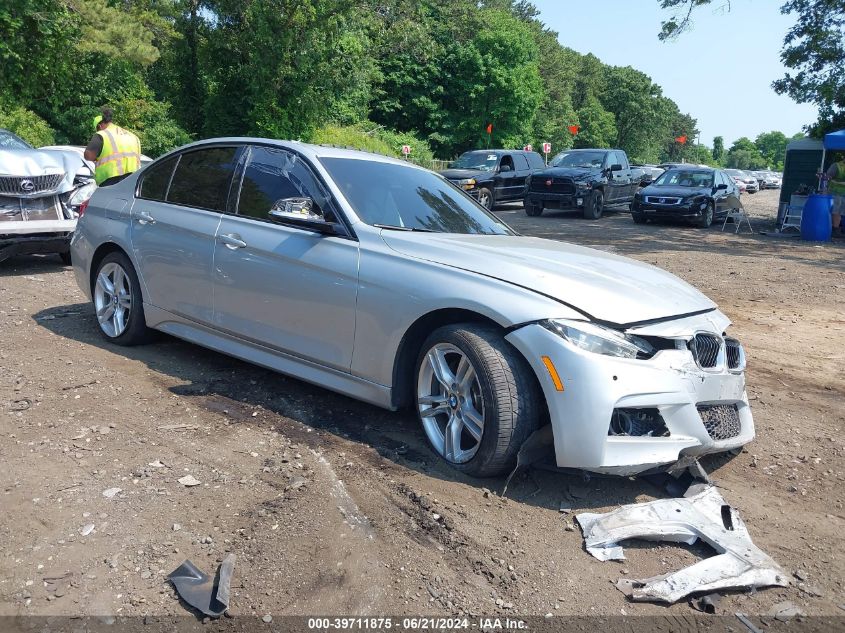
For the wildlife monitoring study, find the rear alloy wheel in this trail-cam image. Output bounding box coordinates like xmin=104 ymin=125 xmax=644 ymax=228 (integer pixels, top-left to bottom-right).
xmin=697 ymin=201 xmax=714 ymax=228
xmin=415 ymin=324 xmax=540 ymax=477
xmin=525 ymin=201 xmax=543 ymax=217
xmin=583 ymin=189 xmax=603 ymax=219
xmin=477 ymin=187 xmax=494 ymax=210
xmin=93 ymin=252 xmax=151 ymax=345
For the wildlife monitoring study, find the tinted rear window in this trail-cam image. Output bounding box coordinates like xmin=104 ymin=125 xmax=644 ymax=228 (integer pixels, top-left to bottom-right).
xmin=138 ymin=156 xmax=177 ymax=201
xmin=167 ymin=147 xmax=240 ymax=211
xmin=527 ymin=152 xmax=545 ymax=169
xmin=514 ymin=154 xmax=530 ymax=170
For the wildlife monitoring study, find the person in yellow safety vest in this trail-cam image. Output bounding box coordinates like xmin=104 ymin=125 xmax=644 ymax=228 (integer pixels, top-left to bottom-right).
xmin=83 ymin=108 xmax=142 ymax=186
xmin=825 ymin=152 xmax=845 ymax=238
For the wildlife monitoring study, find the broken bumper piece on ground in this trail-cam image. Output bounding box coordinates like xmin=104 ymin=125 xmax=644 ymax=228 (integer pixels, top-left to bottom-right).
xmin=168 ymin=553 xmax=235 ymax=617
xmin=575 ymin=484 xmax=788 ymax=603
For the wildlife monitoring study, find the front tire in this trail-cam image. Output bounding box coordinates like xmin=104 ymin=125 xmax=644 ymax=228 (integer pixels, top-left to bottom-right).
xmin=583 ymin=189 xmax=603 ymax=219
xmin=525 ymin=201 xmax=543 ymax=217
xmin=697 ymin=201 xmax=714 ymax=228
xmin=93 ymin=252 xmax=151 ymax=345
xmin=414 ymin=324 xmax=540 ymax=477
xmin=477 ymin=187 xmax=494 ymax=210
xmin=632 ymin=211 xmax=647 ymax=224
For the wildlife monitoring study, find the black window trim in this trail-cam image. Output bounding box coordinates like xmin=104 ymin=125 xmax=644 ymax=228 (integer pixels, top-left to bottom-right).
xmin=227 ymin=142 xmax=357 ymax=241
xmin=135 ymin=142 xmax=245 ymax=213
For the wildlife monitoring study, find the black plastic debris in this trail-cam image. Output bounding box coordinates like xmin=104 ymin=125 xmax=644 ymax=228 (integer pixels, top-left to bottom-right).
xmin=168 ymin=553 xmax=236 ymax=617
xmin=690 ymin=592 xmax=721 ymax=614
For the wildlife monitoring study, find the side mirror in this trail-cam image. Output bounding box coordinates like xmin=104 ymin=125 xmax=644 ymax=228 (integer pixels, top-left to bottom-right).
xmin=499 ymin=164 xmax=512 ymax=173
xmin=610 ymin=164 xmax=623 ymax=172
xmin=268 ymin=197 xmax=339 ymax=235
xmin=716 ymin=183 xmax=728 ymax=190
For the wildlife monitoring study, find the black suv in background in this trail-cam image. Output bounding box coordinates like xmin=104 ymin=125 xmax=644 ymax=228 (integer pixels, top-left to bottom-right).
xmin=440 ymin=149 xmax=545 ymax=209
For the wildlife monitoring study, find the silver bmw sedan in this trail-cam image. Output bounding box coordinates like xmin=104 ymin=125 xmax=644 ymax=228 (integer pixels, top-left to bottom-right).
xmin=70 ymin=139 xmax=754 ymax=477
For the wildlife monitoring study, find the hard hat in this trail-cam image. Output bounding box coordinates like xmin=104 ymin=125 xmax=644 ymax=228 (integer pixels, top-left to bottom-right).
xmin=93 ymin=115 xmax=103 ymax=130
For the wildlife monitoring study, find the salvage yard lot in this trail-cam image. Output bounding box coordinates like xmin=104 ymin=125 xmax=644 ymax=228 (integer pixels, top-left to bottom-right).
xmin=1 ymin=189 xmax=843 ymax=619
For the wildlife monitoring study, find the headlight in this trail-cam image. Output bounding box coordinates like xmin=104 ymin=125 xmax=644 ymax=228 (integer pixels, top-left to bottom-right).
xmin=457 ymin=178 xmax=476 ymax=190
xmin=68 ymin=182 xmax=97 ymax=208
xmin=542 ymin=319 xmax=654 ymax=359
xmin=575 ymin=181 xmax=591 ymax=191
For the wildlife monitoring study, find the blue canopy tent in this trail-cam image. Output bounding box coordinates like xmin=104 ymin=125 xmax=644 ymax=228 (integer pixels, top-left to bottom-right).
xmin=822 ymin=129 xmax=845 ymax=169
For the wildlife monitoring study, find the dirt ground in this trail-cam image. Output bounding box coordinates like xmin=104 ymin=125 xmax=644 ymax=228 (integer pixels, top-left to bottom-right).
xmin=1 ymin=189 xmax=843 ymax=623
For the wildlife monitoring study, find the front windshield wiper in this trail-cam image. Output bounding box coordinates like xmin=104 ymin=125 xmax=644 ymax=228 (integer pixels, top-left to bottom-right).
xmin=373 ymin=224 xmax=436 ymax=233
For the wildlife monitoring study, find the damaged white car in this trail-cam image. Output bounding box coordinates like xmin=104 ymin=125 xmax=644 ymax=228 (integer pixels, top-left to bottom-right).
xmin=70 ymin=139 xmax=754 ymax=478
xmin=0 ymin=129 xmax=96 ymax=264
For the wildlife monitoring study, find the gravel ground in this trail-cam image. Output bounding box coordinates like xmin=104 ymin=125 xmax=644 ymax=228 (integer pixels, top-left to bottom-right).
xmin=1 ymin=189 xmax=843 ymax=623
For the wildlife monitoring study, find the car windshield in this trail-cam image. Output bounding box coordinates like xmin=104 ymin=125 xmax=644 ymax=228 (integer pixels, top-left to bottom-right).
xmin=0 ymin=129 xmax=32 ymax=150
xmin=653 ymin=170 xmax=713 ymax=188
xmin=320 ymin=157 xmax=515 ymax=235
xmin=450 ymin=151 xmax=499 ymax=172
xmin=550 ymin=151 xmax=606 ymax=168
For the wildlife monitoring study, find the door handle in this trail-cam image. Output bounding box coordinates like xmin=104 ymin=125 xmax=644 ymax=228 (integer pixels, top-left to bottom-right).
xmin=218 ymin=233 xmax=247 ymax=249
xmin=136 ymin=211 xmax=156 ymax=225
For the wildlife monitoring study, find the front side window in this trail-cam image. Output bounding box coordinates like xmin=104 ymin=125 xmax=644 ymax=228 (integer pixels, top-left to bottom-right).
xmin=237 ymin=146 xmax=330 ymax=221
xmin=167 ymin=146 xmax=240 ymax=211
xmin=320 ymin=158 xmax=514 ymax=235
xmin=138 ymin=156 xmax=178 ymax=201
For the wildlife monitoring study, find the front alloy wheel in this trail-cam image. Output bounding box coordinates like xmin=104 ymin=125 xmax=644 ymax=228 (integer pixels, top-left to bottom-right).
xmin=584 ymin=189 xmax=603 ymax=219
xmin=697 ymin=201 xmax=714 ymax=228
xmin=415 ymin=324 xmax=540 ymax=477
xmin=477 ymin=187 xmax=494 ymax=210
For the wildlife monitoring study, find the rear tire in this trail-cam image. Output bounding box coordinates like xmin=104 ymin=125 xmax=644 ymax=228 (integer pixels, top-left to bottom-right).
xmin=92 ymin=252 xmax=152 ymax=346
xmin=583 ymin=189 xmax=603 ymax=219
xmin=414 ymin=324 xmax=540 ymax=478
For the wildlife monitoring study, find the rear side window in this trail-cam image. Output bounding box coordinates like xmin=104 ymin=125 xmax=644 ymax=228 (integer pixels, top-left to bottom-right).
xmin=167 ymin=147 xmax=239 ymax=211
xmin=527 ymin=153 xmax=545 ymax=169
xmin=514 ymin=154 xmax=530 ymax=171
xmin=237 ymin=146 xmax=331 ymax=221
xmin=138 ymin=156 xmax=177 ymax=201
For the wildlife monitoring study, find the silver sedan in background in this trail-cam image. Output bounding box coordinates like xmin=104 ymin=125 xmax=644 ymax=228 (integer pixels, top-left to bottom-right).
xmin=71 ymin=139 xmax=753 ymax=477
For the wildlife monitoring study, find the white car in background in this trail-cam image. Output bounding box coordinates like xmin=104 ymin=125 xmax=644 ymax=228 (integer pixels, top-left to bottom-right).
xmin=0 ymin=130 xmax=96 ymax=264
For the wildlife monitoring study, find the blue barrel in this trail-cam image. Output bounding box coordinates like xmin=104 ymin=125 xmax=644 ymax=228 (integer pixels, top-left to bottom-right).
xmin=801 ymin=194 xmax=833 ymax=241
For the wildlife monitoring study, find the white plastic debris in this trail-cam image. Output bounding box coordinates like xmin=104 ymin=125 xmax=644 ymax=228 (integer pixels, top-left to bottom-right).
xmin=101 ymin=488 xmax=122 ymax=498
xmin=576 ymin=484 xmax=788 ymax=603
xmin=177 ymin=475 xmax=201 ymax=487
xmin=80 ymin=524 xmax=95 ymax=536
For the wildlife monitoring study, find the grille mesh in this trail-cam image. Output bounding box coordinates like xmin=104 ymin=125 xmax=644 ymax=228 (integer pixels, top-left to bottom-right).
xmin=725 ymin=338 xmax=743 ymax=370
xmin=698 ymin=404 xmax=742 ymax=441
xmin=690 ymin=333 xmax=722 ymax=368
xmin=0 ymin=174 xmax=64 ymax=196
xmin=530 ymin=178 xmax=575 ymax=194
xmin=0 ymin=195 xmax=62 ymax=221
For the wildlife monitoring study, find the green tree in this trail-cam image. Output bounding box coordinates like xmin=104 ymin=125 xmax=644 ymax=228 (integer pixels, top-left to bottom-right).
xmin=726 ymin=137 xmax=767 ymax=169
xmin=0 ymin=104 xmax=55 ymax=146
xmin=712 ymin=136 xmax=724 ymax=163
xmin=574 ymin=96 xmax=617 ymax=149
xmin=754 ymin=131 xmax=789 ymax=170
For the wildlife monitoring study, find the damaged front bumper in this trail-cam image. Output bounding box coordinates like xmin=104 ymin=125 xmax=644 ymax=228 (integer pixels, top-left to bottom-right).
xmin=576 ymin=484 xmax=788 ymax=603
xmin=505 ymin=310 xmax=754 ymax=475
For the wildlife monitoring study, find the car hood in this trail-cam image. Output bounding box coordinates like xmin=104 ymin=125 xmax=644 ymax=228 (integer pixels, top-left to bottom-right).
xmin=440 ymin=168 xmax=490 ymax=181
xmin=640 ymin=185 xmax=709 ymax=198
xmin=0 ymin=148 xmax=92 ymax=194
xmin=532 ymin=166 xmax=599 ymax=180
xmin=380 ymin=232 xmax=716 ymax=326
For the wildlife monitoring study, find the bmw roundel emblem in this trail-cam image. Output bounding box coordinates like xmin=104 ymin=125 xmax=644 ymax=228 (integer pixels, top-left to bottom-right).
xmin=20 ymin=179 xmax=35 ymax=193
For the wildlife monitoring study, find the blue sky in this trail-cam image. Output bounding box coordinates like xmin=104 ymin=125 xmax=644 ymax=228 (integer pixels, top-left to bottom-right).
xmin=531 ymin=0 xmax=818 ymax=148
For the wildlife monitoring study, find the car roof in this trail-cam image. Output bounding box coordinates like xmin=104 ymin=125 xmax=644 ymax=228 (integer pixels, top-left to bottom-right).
xmin=154 ymin=137 xmax=431 ymax=172
xmin=460 ymin=149 xmax=537 ymax=155
xmin=664 ymin=166 xmax=714 ymax=172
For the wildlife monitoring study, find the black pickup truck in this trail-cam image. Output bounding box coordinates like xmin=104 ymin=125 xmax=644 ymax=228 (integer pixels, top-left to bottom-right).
xmin=524 ymin=148 xmax=642 ymax=219
xmin=440 ymin=149 xmax=546 ymax=209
